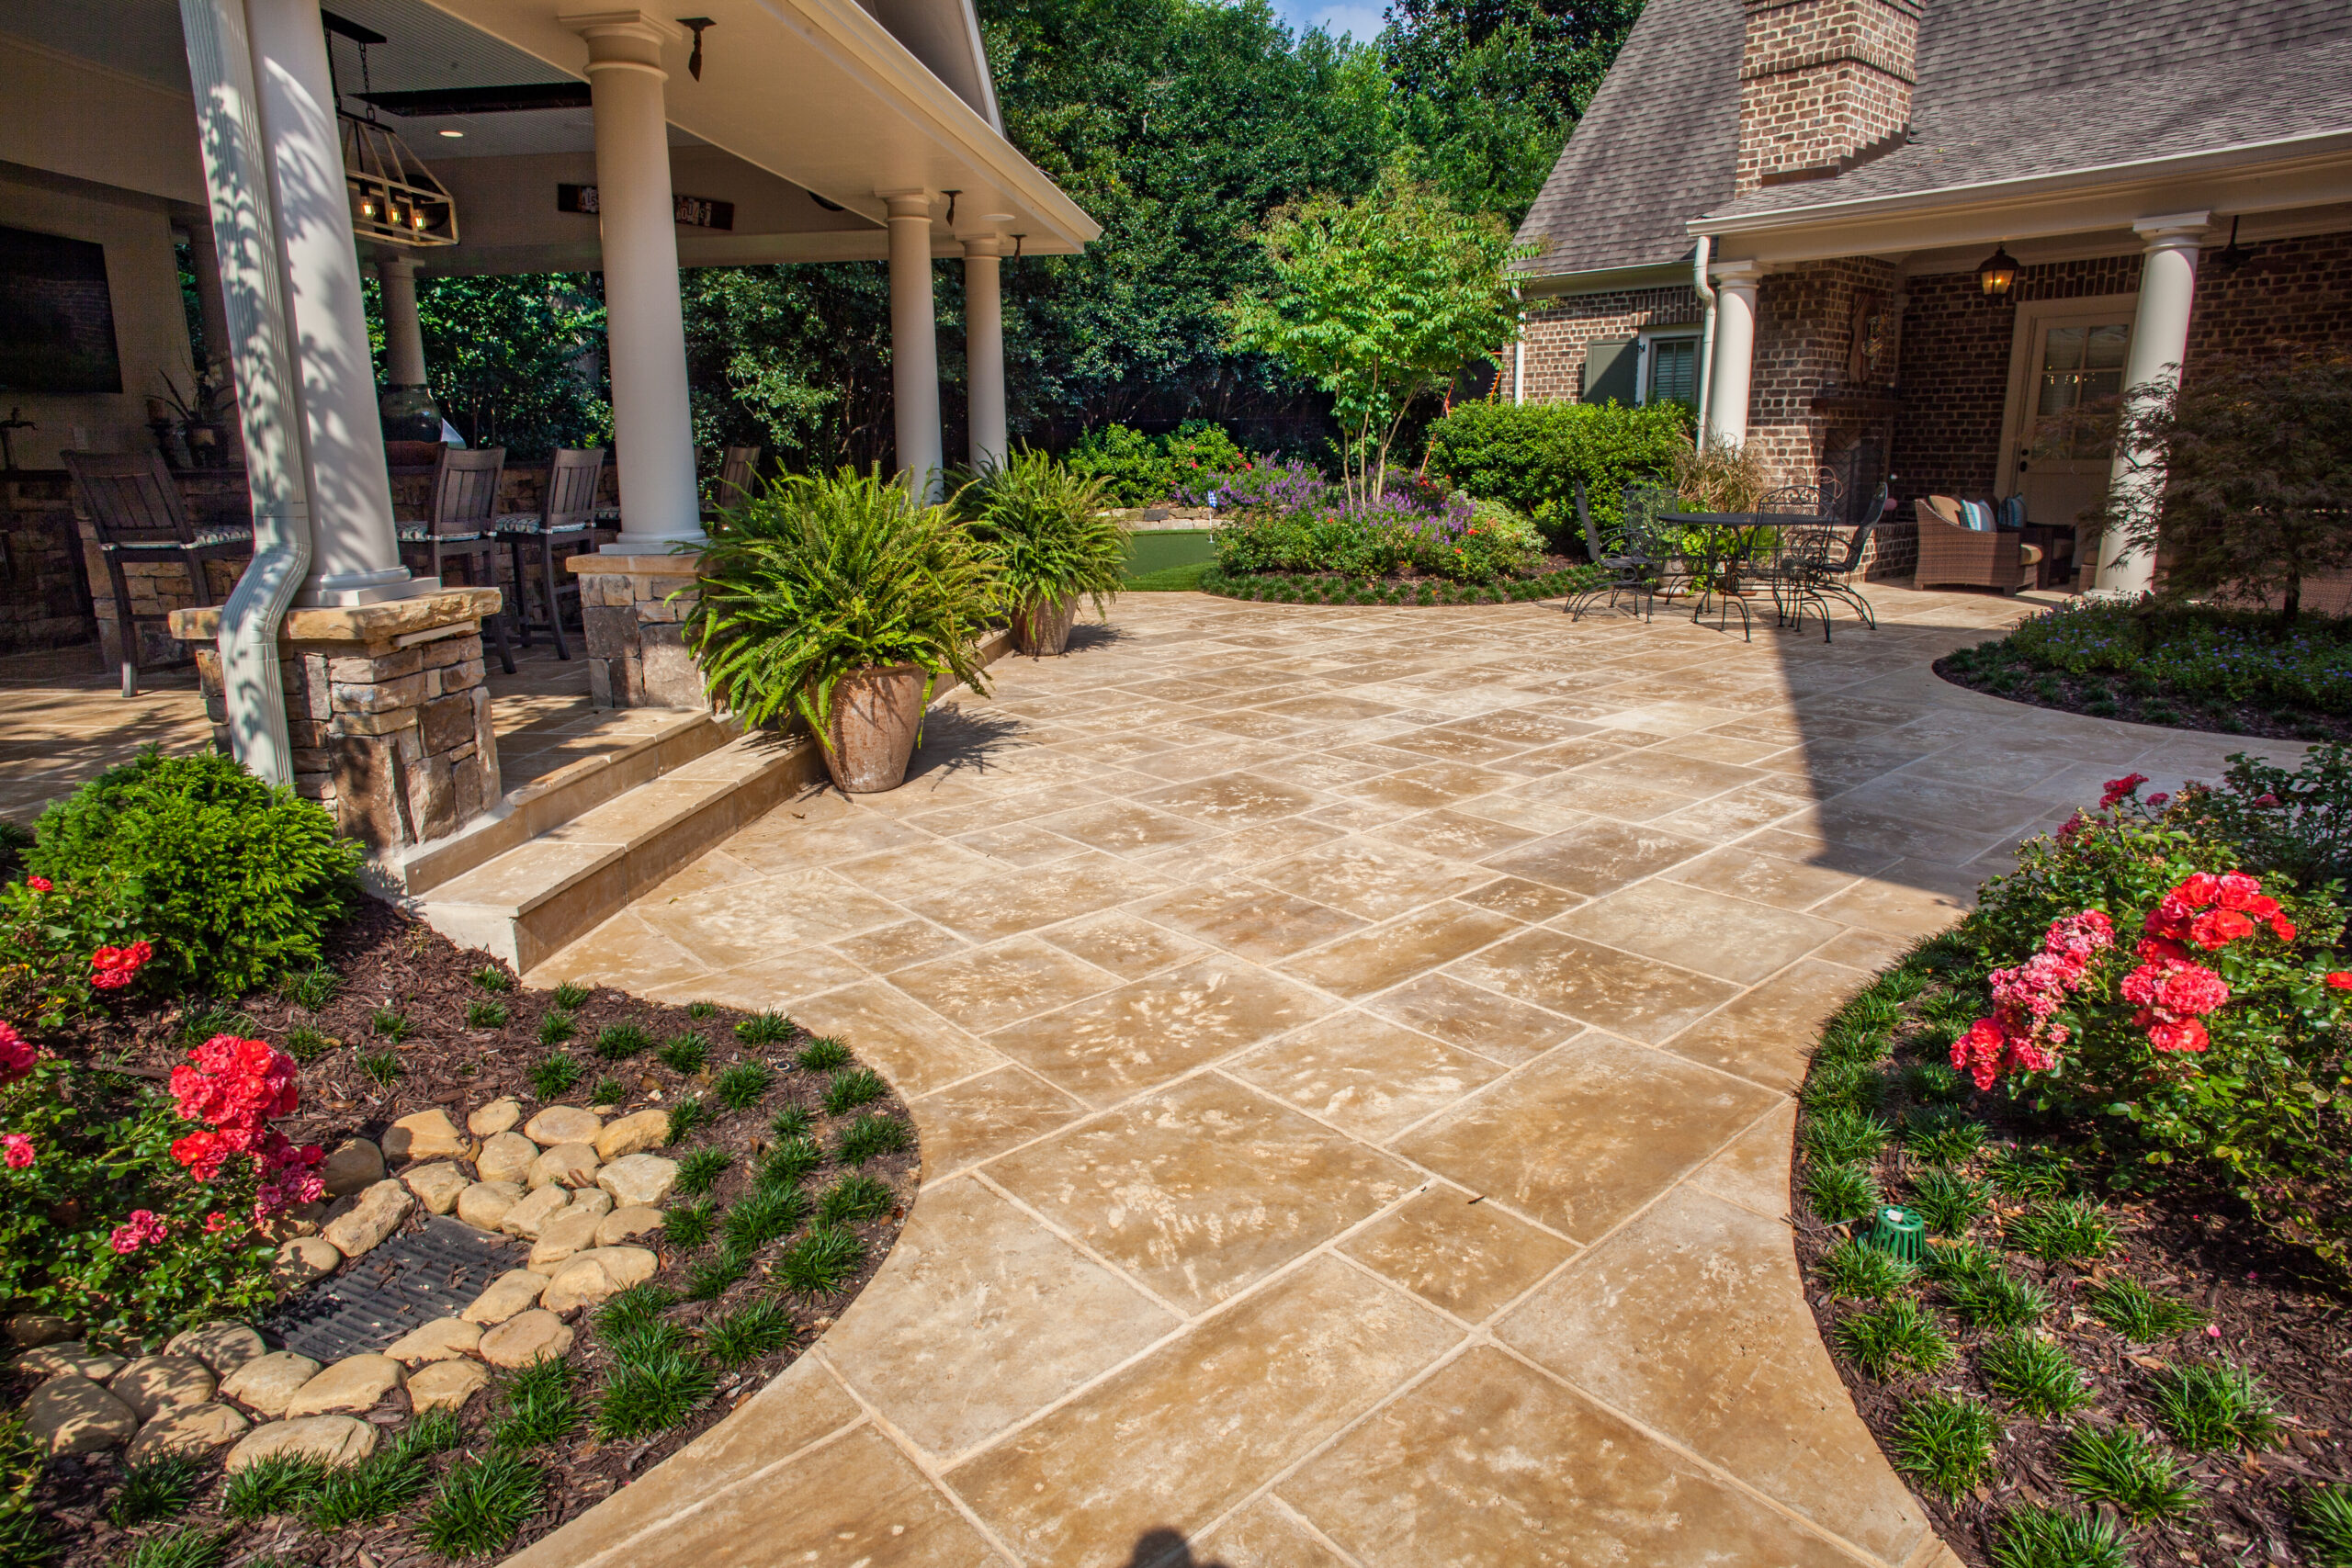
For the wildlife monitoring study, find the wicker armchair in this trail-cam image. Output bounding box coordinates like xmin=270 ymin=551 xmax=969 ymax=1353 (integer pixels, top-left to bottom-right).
xmin=1912 ymin=495 xmax=2041 ymax=593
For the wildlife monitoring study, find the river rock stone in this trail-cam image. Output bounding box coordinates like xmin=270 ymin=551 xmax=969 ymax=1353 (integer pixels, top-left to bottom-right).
xmin=526 ymin=1206 xmax=606 ymax=1273
xmin=401 ymin=1161 xmax=471 ymax=1215
xmin=461 ymin=1269 xmax=548 ymax=1325
xmin=405 ymin=1358 xmax=489 ymax=1414
xmin=109 ymin=1356 xmax=216 ymax=1421
xmin=500 ymin=1184 xmax=571 ymax=1240
xmin=468 ymin=1098 xmax=523 ymax=1138
xmin=126 ymin=1401 xmax=248 ymax=1461
xmin=527 ymin=1143 xmax=600 ymax=1190
xmin=384 ymin=1317 xmax=481 ymax=1366
xmin=20 ymin=1341 xmax=125 ymax=1382
xmin=225 ymin=1414 xmax=378 ymax=1472
xmin=594 ymin=1108 xmax=671 ymax=1161
xmin=596 ymin=1153 xmax=678 ymax=1209
xmin=476 ymin=1131 xmax=539 ymax=1185
xmin=322 ymin=1179 xmax=415 ymax=1259
xmin=7 ymin=1314 xmax=73 ymax=1348
xmin=456 ymin=1179 xmax=527 ymax=1232
xmin=164 ymin=1323 xmax=266 ymax=1379
xmin=522 ymin=1105 xmax=602 ymax=1147
xmin=275 ymin=1235 xmax=341 ymax=1289
xmin=319 ymin=1137 xmax=387 ymax=1197
xmin=22 ymin=1375 xmax=136 ymax=1455
xmin=383 ymin=1109 xmax=473 ymax=1165
xmin=540 ymin=1247 xmax=659 ymax=1314
xmin=284 ymin=1354 xmax=403 ymax=1419
xmin=595 ymin=1206 xmax=664 ymax=1247
xmin=220 ymin=1351 xmax=322 ymax=1417
xmin=479 ymin=1309 xmax=573 ymax=1369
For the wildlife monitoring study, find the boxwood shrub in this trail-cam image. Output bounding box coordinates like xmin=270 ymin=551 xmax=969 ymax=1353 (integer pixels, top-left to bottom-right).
xmin=1421 ymin=400 xmax=1691 ymax=549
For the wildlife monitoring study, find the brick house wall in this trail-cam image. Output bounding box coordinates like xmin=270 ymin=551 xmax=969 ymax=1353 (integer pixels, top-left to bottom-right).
xmin=1736 ymin=0 xmax=1920 ymax=192
xmin=1516 ymin=286 xmax=1704 ymax=404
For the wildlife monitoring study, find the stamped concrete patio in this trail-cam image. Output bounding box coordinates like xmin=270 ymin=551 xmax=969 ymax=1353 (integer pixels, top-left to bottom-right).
xmin=508 ymin=587 xmax=2290 ymax=1568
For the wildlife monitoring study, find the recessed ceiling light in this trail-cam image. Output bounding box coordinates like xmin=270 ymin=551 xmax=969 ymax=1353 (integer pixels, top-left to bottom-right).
xmin=439 ymin=129 xmax=465 ymax=138
xmin=981 ymin=213 xmax=1015 ymax=222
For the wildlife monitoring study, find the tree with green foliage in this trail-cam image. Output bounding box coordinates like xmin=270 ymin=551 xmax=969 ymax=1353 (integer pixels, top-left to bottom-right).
xmin=400 ymin=274 xmax=610 ymax=459
xmin=1225 ymin=174 xmax=1525 ymax=503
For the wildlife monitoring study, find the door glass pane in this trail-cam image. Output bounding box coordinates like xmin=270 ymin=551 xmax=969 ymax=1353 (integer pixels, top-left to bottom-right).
xmin=1648 ymin=338 xmax=1696 ymax=409
xmin=2033 ymin=321 xmax=2131 ymax=457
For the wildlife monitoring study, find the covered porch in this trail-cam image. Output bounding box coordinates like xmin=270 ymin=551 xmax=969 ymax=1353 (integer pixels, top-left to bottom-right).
xmin=0 ymin=0 xmax=1092 ymax=858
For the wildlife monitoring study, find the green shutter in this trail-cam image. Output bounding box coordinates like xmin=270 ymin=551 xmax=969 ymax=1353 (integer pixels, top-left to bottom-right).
xmin=1583 ymin=337 xmax=1637 ymax=406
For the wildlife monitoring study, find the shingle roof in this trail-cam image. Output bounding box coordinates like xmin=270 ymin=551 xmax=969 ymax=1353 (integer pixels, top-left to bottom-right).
xmin=1516 ymin=0 xmax=2352 ymax=274
xmin=1510 ymin=0 xmax=1742 ymax=278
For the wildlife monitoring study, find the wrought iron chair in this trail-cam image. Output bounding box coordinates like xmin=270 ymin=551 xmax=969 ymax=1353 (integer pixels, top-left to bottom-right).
xmin=702 ymin=444 xmax=762 ymax=519
xmin=63 ymin=448 xmax=253 ymax=697
xmin=498 ymin=446 xmax=605 ymax=660
xmin=399 ymin=446 xmax=516 ymax=673
xmin=1753 ymin=481 xmax=1883 ymax=641
xmin=1564 ymin=480 xmax=1657 ymax=622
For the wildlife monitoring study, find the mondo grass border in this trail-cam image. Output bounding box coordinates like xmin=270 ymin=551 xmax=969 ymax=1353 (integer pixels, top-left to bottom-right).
xmin=1197 ymin=563 xmax=1604 ymax=607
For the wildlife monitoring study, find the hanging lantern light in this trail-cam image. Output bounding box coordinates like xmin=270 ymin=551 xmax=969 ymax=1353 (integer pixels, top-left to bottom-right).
xmin=1976 ymin=243 xmax=2020 ymax=298
xmin=344 ymin=112 xmax=458 ymax=247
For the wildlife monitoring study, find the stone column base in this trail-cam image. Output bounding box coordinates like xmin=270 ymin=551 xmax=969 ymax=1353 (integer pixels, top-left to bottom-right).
xmin=166 ymin=589 xmax=503 ymax=852
xmin=568 ymin=551 xmax=709 ymax=709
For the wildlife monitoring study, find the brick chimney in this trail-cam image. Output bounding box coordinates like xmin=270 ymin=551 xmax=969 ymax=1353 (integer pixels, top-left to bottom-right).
xmin=1736 ymin=0 xmax=1921 ymax=193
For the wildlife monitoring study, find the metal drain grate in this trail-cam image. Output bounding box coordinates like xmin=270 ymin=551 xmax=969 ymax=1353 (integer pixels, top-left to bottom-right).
xmin=265 ymin=1215 xmax=524 ymax=1363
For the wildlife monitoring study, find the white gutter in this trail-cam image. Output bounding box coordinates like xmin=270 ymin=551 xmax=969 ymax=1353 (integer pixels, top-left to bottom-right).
xmin=1690 ymin=235 xmax=1714 ymax=443
xmin=1688 ymin=126 xmax=2352 ymax=237
xmin=178 ymin=0 xmax=308 ymax=787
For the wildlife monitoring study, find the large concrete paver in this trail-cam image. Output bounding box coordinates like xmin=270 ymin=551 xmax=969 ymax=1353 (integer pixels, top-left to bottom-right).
xmin=508 ymin=587 xmax=2298 ymax=1568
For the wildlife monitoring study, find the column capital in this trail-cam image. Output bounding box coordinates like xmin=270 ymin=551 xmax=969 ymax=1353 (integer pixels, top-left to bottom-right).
xmin=1710 ymin=259 xmax=1767 ymax=290
xmin=2132 ymin=210 xmax=2211 ymax=246
xmin=561 ymin=9 xmax=682 ymax=70
xmin=877 ymin=190 xmax=936 ymax=221
xmin=962 ymin=235 xmax=1001 ymax=259
xmin=376 ymin=251 xmax=418 ymax=278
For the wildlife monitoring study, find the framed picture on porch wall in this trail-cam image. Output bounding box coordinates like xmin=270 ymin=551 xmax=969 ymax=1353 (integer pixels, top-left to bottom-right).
xmin=1847 ymin=290 xmax=1891 ymax=386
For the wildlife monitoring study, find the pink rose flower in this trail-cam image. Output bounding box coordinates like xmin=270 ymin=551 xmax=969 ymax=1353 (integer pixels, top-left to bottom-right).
xmin=0 ymin=1134 xmax=31 ymax=1169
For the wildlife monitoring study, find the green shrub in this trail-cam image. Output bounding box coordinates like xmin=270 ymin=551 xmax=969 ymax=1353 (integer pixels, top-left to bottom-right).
xmin=1888 ymin=1393 xmax=1998 ymax=1497
xmin=1992 ymin=1505 xmax=2129 ymax=1568
xmin=1420 ymin=400 xmax=1691 ymax=550
xmin=1833 ymin=1298 xmax=1953 ymax=1379
xmin=423 ymin=1450 xmax=544 ymax=1558
xmin=685 ymin=468 xmax=994 ymax=739
xmin=2148 ymin=1362 xmax=2278 ymax=1452
xmin=2060 ymin=1424 xmax=2197 ymax=1520
xmin=28 ymin=750 xmax=359 ymax=994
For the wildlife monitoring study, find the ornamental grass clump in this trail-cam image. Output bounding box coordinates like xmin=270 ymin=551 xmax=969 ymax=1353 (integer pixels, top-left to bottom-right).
xmin=684 ymin=467 xmax=993 ymax=747
xmin=2148 ymin=1362 xmax=2279 ymax=1452
xmin=1888 ymin=1393 xmax=1999 ymax=1498
xmin=2086 ymin=1276 xmax=2207 ymax=1340
xmin=2059 ymin=1424 xmax=2197 ymax=1521
xmin=1991 ymin=1505 xmax=2129 ymax=1568
xmin=1834 ymin=1298 xmax=1954 ymax=1380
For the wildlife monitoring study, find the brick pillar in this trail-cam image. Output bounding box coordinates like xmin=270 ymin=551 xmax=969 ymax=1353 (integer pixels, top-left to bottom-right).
xmin=168 ymin=589 xmax=503 ymax=852
xmin=1737 ymin=0 xmax=1920 ymax=194
xmin=569 ymin=552 xmax=709 ymax=710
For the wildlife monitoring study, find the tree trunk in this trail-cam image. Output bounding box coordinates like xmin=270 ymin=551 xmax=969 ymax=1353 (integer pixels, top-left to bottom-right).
xmin=2282 ymin=574 xmax=2301 ymax=631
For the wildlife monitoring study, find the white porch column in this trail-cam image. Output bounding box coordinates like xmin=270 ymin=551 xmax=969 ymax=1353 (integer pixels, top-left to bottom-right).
xmin=569 ymin=9 xmax=702 ymax=547
xmin=962 ymin=236 xmax=1005 ymax=470
xmin=1703 ymin=261 xmax=1762 ymax=447
xmin=246 ymin=0 xmax=421 ymax=604
xmin=885 ymin=192 xmax=943 ymax=497
xmin=2095 ymin=212 xmax=2208 ymax=596
xmin=378 ymin=253 xmax=427 ymax=387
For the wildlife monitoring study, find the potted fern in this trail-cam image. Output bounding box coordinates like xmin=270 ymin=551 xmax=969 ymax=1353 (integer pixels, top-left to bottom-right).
xmin=956 ymin=447 xmax=1126 ymax=655
xmin=684 ymin=468 xmax=994 ymax=793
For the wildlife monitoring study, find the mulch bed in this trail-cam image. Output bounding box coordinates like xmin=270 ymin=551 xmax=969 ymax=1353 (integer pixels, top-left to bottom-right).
xmin=1933 ymin=654 xmax=2352 ymax=745
xmin=1792 ymin=979 xmax=2352 ymax=1565
xmin=17 ymin=900 xmax=916 ymax=1568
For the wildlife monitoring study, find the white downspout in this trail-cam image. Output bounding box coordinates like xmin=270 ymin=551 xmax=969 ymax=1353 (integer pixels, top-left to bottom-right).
xmin=1510 ymin=286 xmax=1525 ymax=405
xmin=179 ymin=0 xmax=308 ymax=786
xmin=1691 ymin=235 xmax=1715 ymax=441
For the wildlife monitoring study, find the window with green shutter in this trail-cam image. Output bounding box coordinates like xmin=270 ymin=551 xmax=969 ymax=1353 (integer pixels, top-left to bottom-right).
xmin=1645 ymin=334 xmax=1700 ymax=410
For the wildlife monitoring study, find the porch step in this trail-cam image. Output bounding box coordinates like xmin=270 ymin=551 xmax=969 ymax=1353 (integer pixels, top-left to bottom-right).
xmin=409 ymin=626 xmax=1020 ymax=974
xmin=414 ymin=727 xmax=817 ymax=973
xmin=379 ymin=707 xmax=739 ymax=899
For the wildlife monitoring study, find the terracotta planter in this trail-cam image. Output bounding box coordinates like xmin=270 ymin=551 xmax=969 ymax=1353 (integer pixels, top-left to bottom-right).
xmin=818 ymin=662 xmax=927 ymax=793
xmin=1012 ymin=594 xmax=1079 ymax=656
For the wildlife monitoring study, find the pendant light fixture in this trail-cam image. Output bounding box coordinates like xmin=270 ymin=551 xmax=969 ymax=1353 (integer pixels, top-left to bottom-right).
xmin=331 ymin=20 xmax=459 ymax=248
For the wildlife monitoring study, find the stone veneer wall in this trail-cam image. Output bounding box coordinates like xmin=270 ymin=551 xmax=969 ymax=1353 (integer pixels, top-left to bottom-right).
xmin=1515 ymin=286 xmax=1704 ymax=404
xmin=172 ymin=590 xmax=503 ymax=852
xmin=573 ymin=555 xmax=708 ymax=710
xmin=0 ymin=476 xmax=96 ymax=652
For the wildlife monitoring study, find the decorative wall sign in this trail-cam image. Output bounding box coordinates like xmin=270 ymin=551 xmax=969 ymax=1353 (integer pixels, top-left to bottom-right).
xmin=557 ymin=185 xmax=735 ymax=231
